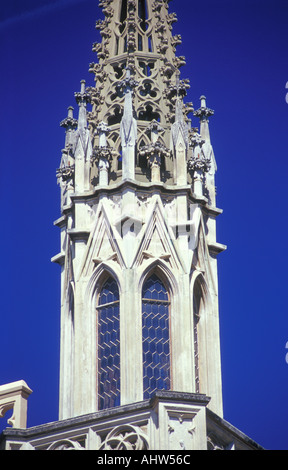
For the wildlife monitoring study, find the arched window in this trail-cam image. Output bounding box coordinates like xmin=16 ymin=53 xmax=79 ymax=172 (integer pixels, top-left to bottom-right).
xmin=142 ymin=274 xmax=171 ymax=399
xmin=193 ymin=276 xmax=207 ymax=394
xmin=138 ymin=0 xmax=148 ymax=32
xmin=120 ymin=0 xmax=127 ymax=34
xmin=97 ymin=277 xmax=120 ymax=410
xmin=139 ymin=105 xmax=160 ymax=122
xmin=193 ymin=281 xmax=202 ymax=393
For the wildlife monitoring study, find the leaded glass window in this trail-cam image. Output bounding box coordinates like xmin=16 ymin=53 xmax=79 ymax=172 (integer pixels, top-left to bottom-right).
xmin=193 ymin=279 xmax=204 ymax=394
xmin=142 ymin=274 xmax=171 ymax=399
xmin=98 ymin=277 xmax=120 ymax=410
xmin=193 ymin=285 xmax=201 ymax=394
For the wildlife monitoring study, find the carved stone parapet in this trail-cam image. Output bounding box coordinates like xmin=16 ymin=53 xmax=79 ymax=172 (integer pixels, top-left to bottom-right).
xmin=0 ymin=381 xmax=32 ymax=430
xmin=99 ymin=425 xmax=149 ymax=450
xmin=47 ymin=439 xmax=85 ymax=450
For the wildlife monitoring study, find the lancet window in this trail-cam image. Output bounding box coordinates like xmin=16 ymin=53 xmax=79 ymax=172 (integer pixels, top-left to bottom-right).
xmin=120 ymin=0 xmax=128 ymax=34
xmin=193 ymin=277 xmax=205 ymax=394
xmin=142 ymin=274 xmax=171 ymax=398
xmin=138 ymin=0 xmax=148 ymax=32
xmin=97 ymin=277 xmax=120 ymax=410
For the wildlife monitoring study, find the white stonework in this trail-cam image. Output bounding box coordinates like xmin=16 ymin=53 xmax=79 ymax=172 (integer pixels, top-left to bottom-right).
xmin=0 ymin=381 xmax=32 ymax=430
xmin=0 ymin=0 xmax=263 ymax=451
xmin=0 ymin=392 xmax=263 ymax=450
xmin=51 ymin=0 xmax=226 ymax=425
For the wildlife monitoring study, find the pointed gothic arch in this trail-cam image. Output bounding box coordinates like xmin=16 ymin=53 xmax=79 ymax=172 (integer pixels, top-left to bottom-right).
xmin=119 ymin=0 xmax=128 ymax=34
xmin=142 ymin=271 xmax=171 ymax=398
xmin=97 ymin=275 xmax=120 ymax=410
xmin=138 ymin=0 xmax=148 ymax=32
xmin=137 ymin=261 xmax=179 ymax=398
xmin=191 ymin=271 xmax=212 ymax=395
xmin=84 ymin=263 xmax=122 ymax=410
xmin=138 ymin=259 xmax=179 ymax=299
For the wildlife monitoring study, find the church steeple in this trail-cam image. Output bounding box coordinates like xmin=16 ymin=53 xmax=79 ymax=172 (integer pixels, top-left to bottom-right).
xmin=86 ymin=0 xmax=196 ymax=189
xmin=0 ymin=0 xmax=265 ymax=453
xmin=54 ymin=0 xmax=225 ymax=425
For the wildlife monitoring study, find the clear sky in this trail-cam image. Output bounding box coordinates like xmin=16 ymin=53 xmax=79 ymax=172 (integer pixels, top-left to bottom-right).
xmin=1 ymin=0 xmax=288 ymax=450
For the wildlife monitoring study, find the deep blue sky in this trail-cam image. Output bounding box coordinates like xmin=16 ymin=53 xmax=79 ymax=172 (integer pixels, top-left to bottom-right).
xmin=1 ymin=0 xmax=288 ymax=450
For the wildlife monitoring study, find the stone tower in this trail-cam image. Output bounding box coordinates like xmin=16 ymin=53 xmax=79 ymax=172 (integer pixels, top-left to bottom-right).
xmin=53 ymin=0 xmax=225 ymax=421
xmin=0 ymin=0 xmax=264 ymax=451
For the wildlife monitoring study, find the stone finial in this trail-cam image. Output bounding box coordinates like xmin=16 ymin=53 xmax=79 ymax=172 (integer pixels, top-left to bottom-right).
xmin=75 ymin=80 xmax=91 ymax=105
xmin=193 ymin=95 xmax=214 ymax=120
xmin=60 ymin=107 xmax=78 ymax=130
xmin=116 ymin=66 xmax=139 ymax=93
xmin=60 ymin=106 xmax=78 ymax=148
xmin=74 ymin=80 xmax=91 ymax=130
xmin=193 ymin=96 xmax=214 ymax=144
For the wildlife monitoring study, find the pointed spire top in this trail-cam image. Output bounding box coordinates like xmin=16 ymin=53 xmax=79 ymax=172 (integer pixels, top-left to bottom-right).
xmin=74 ymin=80 xmax=91 ymax=130
xmin=200 ymin=95 xmax=207 ymax=107
xmin=194 ymin=96 xmax=214 ymax=143
xmin=171 ymin=70 xmax=189 ymax=148
xmin=68 ymin=106 xmax=74 ymax=119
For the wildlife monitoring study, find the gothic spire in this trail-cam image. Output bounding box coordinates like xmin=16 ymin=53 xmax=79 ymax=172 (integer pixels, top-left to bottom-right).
xmin=58 ymin=0 xmax=217 ymax=201
xmin=89 ymin=0 xmax=189 ymax=147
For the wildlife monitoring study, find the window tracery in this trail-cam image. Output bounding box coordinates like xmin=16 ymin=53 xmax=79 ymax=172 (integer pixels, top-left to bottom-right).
xmin=97 ymin=277 xmax=120 ymax=410
xmin=142 ymin=274 xmax=171 ymax=398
